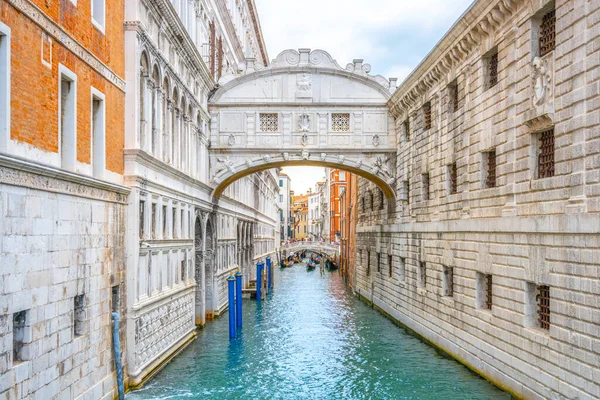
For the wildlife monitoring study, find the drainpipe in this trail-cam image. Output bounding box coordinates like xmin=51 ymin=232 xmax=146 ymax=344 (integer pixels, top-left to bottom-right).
xmin=111 ymin=312 xmax=125 ymax=400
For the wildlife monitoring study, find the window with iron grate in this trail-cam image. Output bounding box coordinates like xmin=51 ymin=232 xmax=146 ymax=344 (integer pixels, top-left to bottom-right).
xmin=485 ymin=274 xmax=493 ymax=310
xmin=260 ymin=113 xmax=278 ymax=132
xmin=418 ymin=262 xmax=426 ymax=288
xmin=377 ymin=253 xmax=381 ymax=273
xmin=485 ymin=150 xmax=497 ymax=188
xmin=331 ymin=113 xmax=350 ymax=132
xmin=449 ymin=80 xmax=459 ymax=113
xmin=476 ymin=272 xmax=492 ymax=310
xmin=537 ymin=285 xmax=550 ymax=330
xmin=379 ymin=189 xmax=385 ymax=210
xmin=139 ymin=200 xmax=145 ymax=239
xmin=367 ymin=250 xmax=371 ymax=276
xmin=449 ymin=163 xmax=458 ymax=195
xmin=486 ymin=50 xmax=499 ymax=89
xmin=403 ymin=119 xmax=410 ymax=141
xmin=539 ymin=9 xmax=556 ymax=57
xmin=399 ymin=257 xmax=406 ymax=281
xmin=538 ymin=128 xmax=555 ymax=178
xmin=388 ymin=254 xmax=393 ymax=278
xmin=422 ymin=173 xmax=430 ymax=201
xmin=423 ymin=102 xmax=432 ymax=130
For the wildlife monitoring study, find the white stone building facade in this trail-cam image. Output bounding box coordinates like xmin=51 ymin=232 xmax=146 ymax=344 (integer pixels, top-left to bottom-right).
xmin=278 ymin=172 xmax=291 ymax=242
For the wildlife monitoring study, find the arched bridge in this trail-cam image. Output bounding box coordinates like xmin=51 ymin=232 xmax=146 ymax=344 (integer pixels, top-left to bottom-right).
xmin=208 ymin=48 xmax=398 ymax=199
xmin=282 ymin=241 xmax=340 ymax=259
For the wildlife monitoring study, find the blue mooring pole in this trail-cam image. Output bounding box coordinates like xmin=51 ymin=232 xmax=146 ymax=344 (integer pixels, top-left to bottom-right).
xmin=111 ymin=312 xmax=125 ymax=400
xmin=256 ymin=261 xmax=263 ymax=302
xmin=266 ymin=256 xmax=272 ymax=291
xmin=235 ymin=271 xmax=243 ymax=328
xmin=227 ymin=275 xmax=236 ymax=338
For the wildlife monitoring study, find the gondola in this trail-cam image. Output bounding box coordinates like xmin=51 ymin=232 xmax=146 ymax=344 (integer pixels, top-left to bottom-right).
xmin=307 ymin=260 xmax=316 ymax=270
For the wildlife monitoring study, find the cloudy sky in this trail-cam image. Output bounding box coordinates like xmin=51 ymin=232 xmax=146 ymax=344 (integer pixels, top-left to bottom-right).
xmin=254 ymin=0 xmax=474 ymax=194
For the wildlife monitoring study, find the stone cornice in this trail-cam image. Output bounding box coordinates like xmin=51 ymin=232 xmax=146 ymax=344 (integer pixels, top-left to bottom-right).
xmin=6 ymin=0 xmax=126 ymax=92
xmin=214 ymin=0 xmax=246 ymax=63
xmin=246 ymin=0 xmax=269 ymax=66
xmin=0 ymin=153 xmax=130 ymax=203
xmin=389 ymin=0 xmax=524 ymax=117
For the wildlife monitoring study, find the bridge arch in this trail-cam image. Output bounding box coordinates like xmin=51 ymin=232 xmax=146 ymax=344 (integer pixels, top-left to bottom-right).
xmin=207 ymin=48 xmax=399 ymax=200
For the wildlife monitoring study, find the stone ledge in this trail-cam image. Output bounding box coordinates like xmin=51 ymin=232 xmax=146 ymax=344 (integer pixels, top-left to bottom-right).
xmin=0 ymin=153 xmax=130 ymax=203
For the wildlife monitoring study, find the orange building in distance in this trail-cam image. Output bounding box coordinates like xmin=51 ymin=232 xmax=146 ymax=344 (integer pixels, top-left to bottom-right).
xmin=292 ymin=192 xmax=309 ymax=240
xmin=329 ymin=169 xmax=348 ymax=242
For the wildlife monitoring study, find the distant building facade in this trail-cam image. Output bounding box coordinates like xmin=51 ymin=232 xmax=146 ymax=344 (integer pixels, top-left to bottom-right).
xmin=278 ymin=172 xmax=292 ymax=241
xmin=329 ymin=169 xmax=347 ymax=241
xmin=292 ymin=193 xmax=308 ymax=240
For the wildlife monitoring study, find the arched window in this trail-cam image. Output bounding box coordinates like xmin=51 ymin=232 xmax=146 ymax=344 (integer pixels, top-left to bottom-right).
xmin=162 ymin=77 xmax=170 ymax=162
xmin=151 ymin=65 xmax=160 ymax=155
xmin=171 ymin=87 xmax=178 ymax=165
xmin=139 ymin=53 xmax=149 ymax=149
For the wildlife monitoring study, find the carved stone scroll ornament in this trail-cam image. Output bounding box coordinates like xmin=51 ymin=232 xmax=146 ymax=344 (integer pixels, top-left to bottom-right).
xmin=532 ymin=57 xmax=552 ymax=106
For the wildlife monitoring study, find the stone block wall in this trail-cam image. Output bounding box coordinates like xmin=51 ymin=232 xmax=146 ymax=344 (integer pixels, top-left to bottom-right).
xmin=355 ymin=1 xmax=600 ymax=399
xmin=0 ymin=160 xmax=128 ymax=400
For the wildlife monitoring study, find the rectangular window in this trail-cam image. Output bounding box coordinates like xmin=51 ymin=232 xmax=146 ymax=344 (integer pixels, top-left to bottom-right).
xmin=279 ymin=179 xmax=283 ymax=187
xmin=448 ymin=163 xmax=457 ymax=195
xmin=151 ymin=203 xmax=157 ymax=238
xmin=259 ymin=113 xmax=278 ymax=132
xmin=279 ymin=194 xmax=283 ymax=202
xmin=73 ymin=294 xmax=85 ymax=337
xmin=538 ymin=9 xmax=556 ymax=57
xmin=423 ymin=102 xmax=432 ymax=131
xmin=367 ymin=250 xmax=371 ymax=276
xmin=111 ymin=285 xmax=120 ymax=313
xmin=181 ymin=210 xmax=185 ymax=237
xmin=377 ymin=253 xmax=381 ymax=273
xmin=172 ymin=209 xmax=176 ymax=237
xmin=403 ymin=119 xmax=410 ymax=141
xmin=399 ymin=257 xmax=406 ymax=281
xmin=476 ymin=273 xmax=492 ymax=310
xmin=449 ymin=80 xmax=459 ymax=113
xmin=331 ymin=113 xmax=351 ymax=132
xmin=59 ymin=65 xmax=77 ymax=171
xmin=91 ymin=89 xmax=105 ymax=178
xmin=162 ymin=205 xmax=167 ymax=237
xmin=388 ymin=254 xmax=393 ymax=278
xmin=484 ymin=150 xmax=497 ymax=188
xmin=422 ymin=173 xmax=430 ymax=201
xmin=339 ymin=171 xmax=346 ymax=181
xmin=486 ymin=49 xmax=499 ymax=89
xmin=537 ymin=128 xmax=555 ymax=179
xmin=139 ymin=200 xmax=145 ymax=239
xmin=537 ymin=285 xmax=551 ymax=330
xmin=443 ymin=266 xmax=453 ymax=297
xmin=418 ymin=262 xmax=426 ymax=288
xmin=0 ymin=24 xmax=10 ymax=153
xmin=402 ymin=180 xmax=410 ymax=203
xmin=91 ymin=0 xmax=106 ymax=32
xmin=12 ymin=310 xmax=29 ymax=363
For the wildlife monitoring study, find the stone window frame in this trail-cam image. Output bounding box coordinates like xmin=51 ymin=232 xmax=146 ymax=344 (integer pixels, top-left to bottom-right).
xmin=481 ymin=149 xmax=497 ymax=189
xmin=91 ymin=0 xmax=106 ymax=34
xmin=0 ymin=22 xmax=10 ymax=153
xmin=418 ymin=261 xmax=426 ymax=288
xmin=398 ymin=257 xmax=406 ymax=282
xmin=483 ymin=47 xmax=499 ymax=91
xmin=388 ymin=254 xmax=393 ymax=278
xmin=73 ymin=294 xmax=86 ymax=337
xmin=12 ymin=310 xmax=32 ymax=365
xmin=330 ymin=112 xmax=351 ymax=133
xmin=447 ymin=79 xmax=459 ymax=114
xmin=447 ymin=162 xmax=458 ymax=195
xmin=476 ymin=273 xmax=493 ymax=311
xmin=422 ymin=172 xmax=430 ymax=201
xmin=90 ymin=86 xmax=106 ymax=179
xmin=58 ymin=64 xmax=78 ymax=171
xmin=442 ymin=266 xmax=454 ymax=297
xmin=422 ymin=102 xmax=432 ymax=131
xmin=531 ymin=1 xmax=556 ymax=59
xmin=259 ymin=112 xmax=279 ymax=132
xmin=403 ymin=118 xmax=410 ymax=142
xmin=525 ymin=282 xmax=551 ymax=332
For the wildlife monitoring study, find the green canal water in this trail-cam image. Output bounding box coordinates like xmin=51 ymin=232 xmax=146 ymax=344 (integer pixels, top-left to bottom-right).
xmin=128 ymin=262 xmax=511 ymax=400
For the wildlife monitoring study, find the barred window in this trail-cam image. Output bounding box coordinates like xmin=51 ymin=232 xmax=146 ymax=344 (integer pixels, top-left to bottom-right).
xmin=331 ymin=113 xmax=350 ymax=132
xmin=485 ymin=274 xmax=493 ymax=310
xmin=423 ymin=102 xmax=432 ymax=130
xmin=485 ymin=150 xmax=497 ymax=188
xmin=422 ymin=173 xmax=430 ymax=201
xmin=139 ymin=200 xmax=145 ymax=239
xmin=419 ymin=262 xmax=426 ymax=288
xmin=476 ymin=273 xmax=492 ymax=310
xmin=377 ymin=253 xmax=381 ymax=273
xmin=537 ymin=285 xmax=550 ymax=330
xmin=538 ymin=128 xmax=555 ymax=178
xmin=74 ymin=294 xmax=85 ymax=337
xmin=367 ymin=250 xmax=371 ymax=276
xmin=487 ymin=50 xmax=499 ymax=89
xmin=388 ymin=254 xmax=393 ymax=278
xmin=449 ymin=80 xmax=459 ymax=113
xmin=539 ymin=9 xmax=556 ymax=57
xmin=259 ymin=113 xmax=278 ymax=132
xmin=403 ymin=119 xmax=410 ymax=141
xmin=443 ymin=266 xmax=454 ymax=297
xmin=449 ymin=163 xmax=458 ymax=195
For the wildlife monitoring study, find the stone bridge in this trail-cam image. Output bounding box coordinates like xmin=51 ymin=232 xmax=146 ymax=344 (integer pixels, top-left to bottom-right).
xmin=282 ymin=241 xmax=340 ymax=259
xmin=208 ymin=49 xmax=398 ymax=199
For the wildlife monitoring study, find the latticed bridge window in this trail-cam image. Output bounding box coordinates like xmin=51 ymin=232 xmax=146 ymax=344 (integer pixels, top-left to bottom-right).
xmin=331 ymin=113 xmax=350 ymax=132
xmin=259 ymin=113 xmax=278 ymax=132
xmin=539 ymin=9 xmax=556 ymax=57
xmin=538 ymin=128 xmax=555 ymax=178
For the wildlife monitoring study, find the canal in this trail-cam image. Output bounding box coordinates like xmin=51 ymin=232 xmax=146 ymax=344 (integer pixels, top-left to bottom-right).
xmin=128 ymin=261 xmax=511 ymax=399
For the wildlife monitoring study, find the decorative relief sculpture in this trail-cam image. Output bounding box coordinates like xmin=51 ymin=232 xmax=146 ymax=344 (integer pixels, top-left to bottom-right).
xmin=301 ymin=133 xmax=309 ymax=146
xmin=297 ymin=74 xmax=312 ymax=93
xmin=320 ymin=153 xmax=327 ymax=162
xmin=298 ymin=113 xmax=310 ymax=132
xmin=372 ymin=134 xmax=380 ymax=147
xmin=215 ymin=157 xmax=235 ymax=174
xmin=301 ymin=150 xmax=310 ymax=160
xmin=532 ymin=57 xmax=552 ymax=106
xmin=227 ymin=134 xmax=236 ymax=146
xmin=283 ymin=152 xmax=290 ymax=161
xmin=372 ymin=156 xmax=392 ymax=177
xmin=263 ymin=155 xmax=271 ymax=163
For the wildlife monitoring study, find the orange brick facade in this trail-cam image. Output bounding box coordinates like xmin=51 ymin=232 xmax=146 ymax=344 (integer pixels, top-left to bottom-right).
xmin=329 ymin=168 xmax=347 ymax=241
xmin=339 ymin=172 xmax=357 ymax=285
xmin=1 ymin=0 xmax=125 ymax=173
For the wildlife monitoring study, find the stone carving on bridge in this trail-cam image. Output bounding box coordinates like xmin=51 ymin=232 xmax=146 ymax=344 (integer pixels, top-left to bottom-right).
xmin=301 ymin=150 xmax=310 ymax=160
xmin=298 ymin=113 xmax=310 ymax=132
xmin=297 ymin=74 xmax=312 ymax=93
xmin=227 ymin=134 xmax=236 ymax=146
xmin=372 ymin=156 xmax=394 ymax=183
xmin=215 ymin=157 xmax=235 ymax=175
xmin=283 ymin=152 xmax=290 ymax=161
xmin=301 ymin=133 xmax=309 ymax=146
xmin=320 ymin=153 xmax=327 ymax=162
xmin=532 ymin=57 xmax=552 ymax=106
xmin=372 ymin=134 xmax=380 ymax=147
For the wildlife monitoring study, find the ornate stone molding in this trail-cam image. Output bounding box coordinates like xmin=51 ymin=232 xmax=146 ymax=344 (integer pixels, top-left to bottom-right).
xmin=390 ymin=0 xmax=524 ymax=116
xmin=0 ymin=154 xmax=129 ymax=203
xmin=6 ymin=0 xmax=126 ymax=92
